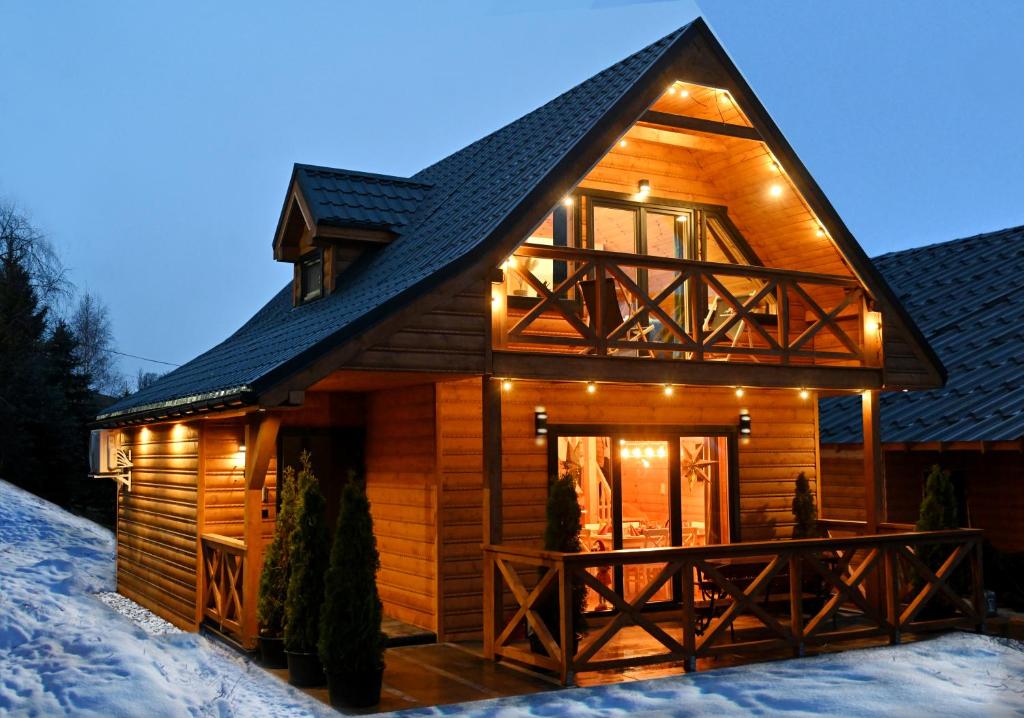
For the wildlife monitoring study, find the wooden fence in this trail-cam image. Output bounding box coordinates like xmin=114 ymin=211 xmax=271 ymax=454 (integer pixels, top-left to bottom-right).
xmin=483 ymin=529 xmax=984 ymax=685
xmin=201 ymin=533 xmax=246 ymax=640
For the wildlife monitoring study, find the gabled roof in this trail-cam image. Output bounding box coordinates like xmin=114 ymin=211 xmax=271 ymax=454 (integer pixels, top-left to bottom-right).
xmin=820 ymin=225 xmax=1024 ymax=444
xmin=98 ymin=21 xmax=694 ymax=421
xmin=99 ymin=17 xmax=943 ymax=424
xmin=293 ymin=165 xmax=432 ymax=231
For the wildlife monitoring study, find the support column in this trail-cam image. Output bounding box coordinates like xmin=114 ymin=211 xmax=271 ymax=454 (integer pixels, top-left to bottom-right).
xmin=862 ymin=390 xmax=884 ymax=533
xmin=481 ymin=377 xmax=503 ymax=659
xmin=241 ymin=413 xmax=281 ymax=648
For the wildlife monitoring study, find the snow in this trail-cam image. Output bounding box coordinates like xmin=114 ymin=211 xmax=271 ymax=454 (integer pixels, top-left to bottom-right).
xmin=398 ymin=632 xmax=1024 ymax=717
xmin=0 ymin=479 xmax=334 ymax=718
xmin=2 ymin=477 xmax=1023 ymax=718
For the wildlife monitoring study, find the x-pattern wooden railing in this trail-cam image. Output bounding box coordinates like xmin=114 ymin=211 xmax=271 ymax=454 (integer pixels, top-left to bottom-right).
xmin=201 ymin=533 xmax=246 ymax=639
xmin=483 ymin=529 xmax=983 ymax=685
xmin=498 ymin=244 xmax=867 ymax=366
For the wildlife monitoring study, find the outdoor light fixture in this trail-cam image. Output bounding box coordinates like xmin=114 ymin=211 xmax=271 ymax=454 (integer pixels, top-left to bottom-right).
xmin=619 ymin=139 xmax=628 ymax=148
xmin=666 ymin=85 xmax=676 ymax=95
xmin=865 ymin=311 xmax=882 ymax=334
xmin=676 ymin=214 xmax=688 ymax=223
xmin=562 ymin=196 xmax=574 ymax=207
xmin=586 ymin=382 xmax=597 ymax=394
xmin=816 ymin=226 xmax=826 ymax=237
xmin=664 ymin=384 xmax=674 ymax=396
xmin=769 ymin=184 xmax=783 ymax=198
xmin=679 ymin=89 xmax=689 ymax=98
xmin=799 ymin=389 xmax=810 ymax=400
xmin=638 ymin=179 xmax=651 ymax=195
xmin=534 ymin=406 xmax=548 ymax=438
xmin=501 ymin=379 xmax=513 ymax=392
xmin=734 ymin=387 xmax=745 ymax=398
xmin=738 ymin=410 xmax=752 ymax=437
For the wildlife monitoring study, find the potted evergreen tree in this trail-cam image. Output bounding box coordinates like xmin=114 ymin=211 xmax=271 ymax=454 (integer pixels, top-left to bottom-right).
xmin=791 ymin=472 xmax=819 ymax=539
xmin=915 ymin=464 xmax=961 ymax=615
xmin=319 ymin=478 xmax=385 ymax=708
xmin=256 ymin=464 xmax=298 ymax=667
xmin=284 ymin=452 xmax=329 ymax=687
xmin=530 ymin=472 xmax=586 ymax=657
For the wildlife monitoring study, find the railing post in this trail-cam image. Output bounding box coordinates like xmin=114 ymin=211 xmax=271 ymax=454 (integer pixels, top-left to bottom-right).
xmin=884 ymin=545 xmax=901 ymax=644
xmin=558 ymin=558 xmax=574 ymax=686
xmin=483 ymin=549 xmax=498 ymax=660
xmin=788 ymin=552 xmax=805 ymax=657
xmin=681 ymin=559 xmax=696 ymax=672
xmin=593 ymin=259 xmax=606 ymax=356
xmin=971 ymin=539 xmax=986 ymax=634
xmin=777 ymin=280 xmax=790 ymax=364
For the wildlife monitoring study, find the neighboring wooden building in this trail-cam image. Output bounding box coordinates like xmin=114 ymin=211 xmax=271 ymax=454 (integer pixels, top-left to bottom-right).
xmin=96 ymin=20 xmax=979 ymax=675
xmin=820 ymin=226 xmax=1024 ymax=551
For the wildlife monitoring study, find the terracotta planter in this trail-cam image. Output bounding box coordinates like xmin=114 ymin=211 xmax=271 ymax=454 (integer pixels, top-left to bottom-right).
xmin=328 ymin=664 xmax=384 ymax=709
xmin=259 ymin=635 xmax=287 ymax=669
xmin=285 ymin=650 xmax=324 ymax=687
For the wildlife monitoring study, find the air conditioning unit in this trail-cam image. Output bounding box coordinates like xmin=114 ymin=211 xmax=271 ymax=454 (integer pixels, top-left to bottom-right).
xmin=90 ymin=429 xmax=133 ymax=490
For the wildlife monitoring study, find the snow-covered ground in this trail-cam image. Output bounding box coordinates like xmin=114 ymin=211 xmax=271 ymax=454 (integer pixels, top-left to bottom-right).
xmin=0 ymin=479 xmax=335 ymax=718
xmin=2 ymin=477 xmax=1023 ymax=718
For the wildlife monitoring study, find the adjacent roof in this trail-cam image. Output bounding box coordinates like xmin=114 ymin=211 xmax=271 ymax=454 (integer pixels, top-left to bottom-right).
xmin=98 ymin=22 xmax=694 ymax=421
xmin=293 ymin=165 xmax=432 ymax=231
xmin=820 ymin=225 xmax=1024 ymax=444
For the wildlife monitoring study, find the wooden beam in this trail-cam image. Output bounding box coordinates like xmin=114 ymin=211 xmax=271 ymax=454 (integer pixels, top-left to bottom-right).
xmin=625 ymin=124 xmax=724 ymax=152
xmin=862 ymin=391 xmax=884 ymax=534
xmin=640 ymin=110 xmax=762 ymax=141
xmin=482 ymin=377 xmax=503 ymax=545
xmin=492 ymin=351 xmax=883 ymax=391
xmin=240 ymin=414 xmax=281 ymax=648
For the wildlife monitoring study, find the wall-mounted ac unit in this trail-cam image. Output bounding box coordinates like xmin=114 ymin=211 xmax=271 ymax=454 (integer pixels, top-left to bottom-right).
xmin=90 ymin=429 xmax=133 ymax=490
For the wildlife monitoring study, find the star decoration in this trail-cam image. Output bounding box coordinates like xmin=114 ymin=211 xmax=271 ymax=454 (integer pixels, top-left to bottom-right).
xmin=681 ymin=441 xmax=715 ymax=488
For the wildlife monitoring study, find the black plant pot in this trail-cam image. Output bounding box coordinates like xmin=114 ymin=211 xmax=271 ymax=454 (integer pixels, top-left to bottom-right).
xmin=328 ymin=664 xmax=384 ymax=709
xmin=259 ymin=635 xmax=287 ymax=669
xmin=286 ymin=650 xmax=325 ymax=687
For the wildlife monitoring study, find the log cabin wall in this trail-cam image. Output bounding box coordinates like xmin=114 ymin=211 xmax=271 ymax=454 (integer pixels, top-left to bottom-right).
xmin=201 ymin=423 xmax=277 ymax=544
xmin=117 ymin=423 xmax=200 ymax=630
xmin=435 ymin=379 xmax=820 ymax=640
xmin=365 ymin=384 xmax=439 ymax=632
xmin=821 ymin=444 xmax=1024 ymax=552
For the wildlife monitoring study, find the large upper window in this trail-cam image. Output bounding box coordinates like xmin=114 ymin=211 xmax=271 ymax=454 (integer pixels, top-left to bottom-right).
xmin=299 ymin=250 xmax=323 ymax=303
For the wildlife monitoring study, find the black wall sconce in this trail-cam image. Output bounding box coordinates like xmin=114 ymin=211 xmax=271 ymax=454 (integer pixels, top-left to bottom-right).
xmin=534 ymin=405 xmax=548 ymax=438
xmin=738 ymin=410 xmax=752 ymax=437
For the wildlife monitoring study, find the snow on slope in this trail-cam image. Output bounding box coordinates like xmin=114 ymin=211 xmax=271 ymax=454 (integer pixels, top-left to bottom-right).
xmin=0 ymin=479 xmax=334 ymax=718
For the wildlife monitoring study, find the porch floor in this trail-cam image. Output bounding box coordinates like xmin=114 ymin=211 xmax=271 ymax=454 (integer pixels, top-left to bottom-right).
xmin=267 ymin=619 xmax=948 ymax=715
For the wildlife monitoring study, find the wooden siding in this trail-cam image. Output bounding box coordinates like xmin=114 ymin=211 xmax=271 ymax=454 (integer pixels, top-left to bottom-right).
xmin=365 ymin=384 xmax=439 ymax=632
xmin=201 ymin=423 xmax=277 ymax=544
xmin=346 ymin=280 xmax=489 ymax=374
xmin=117 ymin=424 xmax=200 ymax=630
xmin=437 ymin=379 xmax=820 ymax=639
xmin=822 ymin=444 xmax=1024 ymax=552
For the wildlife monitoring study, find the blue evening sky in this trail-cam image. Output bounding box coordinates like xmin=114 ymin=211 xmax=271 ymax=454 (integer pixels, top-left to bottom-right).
xmin=2 ymin=1 xmax=1022 ymax=378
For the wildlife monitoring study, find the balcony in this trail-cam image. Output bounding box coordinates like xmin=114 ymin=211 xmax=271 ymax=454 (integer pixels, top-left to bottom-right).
xmin=492 ymin=244 xmax=880 ymax=384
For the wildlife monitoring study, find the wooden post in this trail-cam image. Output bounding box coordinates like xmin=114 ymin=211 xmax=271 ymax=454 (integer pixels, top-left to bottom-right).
xmin=862 ymin=390 xmax=884 ymax=610
xmin=558 ymin=560 xmax=573 ymax=686
xmin=862 ymin=390 xmax=884 ymax=534
xmin=788 ymin=552 xmax=804 ymax=657
xmin=241 ymin=413 xmax=281 ymax=649
xmin=680 ymin=560 xmax=696 ymax=672
xmin=883 ymin=546 xmax=901 ymax=644
xmin=971 ymin=539 xmax=986 ymax=634
xmin=482 ymin=377 xmax=503 ymax=660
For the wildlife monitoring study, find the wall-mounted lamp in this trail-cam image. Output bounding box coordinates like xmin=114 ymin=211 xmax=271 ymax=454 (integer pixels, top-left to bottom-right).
xmin=534 ymin=406 xmax=548 ymax=439
xmin=637 ymin=179 xmax=651 ymax=196
xmin=865 ymin=311 xmax=882 ymax=334
xmin=738 ymin=410 xmax=752 ymax=437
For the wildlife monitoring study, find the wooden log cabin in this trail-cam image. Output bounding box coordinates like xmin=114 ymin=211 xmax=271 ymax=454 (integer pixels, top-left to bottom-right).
xmin=94 ymin=19 xmax=983 ymax=676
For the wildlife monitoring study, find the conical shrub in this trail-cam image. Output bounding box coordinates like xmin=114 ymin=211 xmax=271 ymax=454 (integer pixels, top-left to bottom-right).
xmin=257 ymin=464 xmax=298 ymax=636
xmin=284 ymin=452 xmax=329 ymax=653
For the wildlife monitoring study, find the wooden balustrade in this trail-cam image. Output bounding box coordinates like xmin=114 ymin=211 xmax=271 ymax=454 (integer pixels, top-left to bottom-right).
xmin=483 ymin=529 xmax=984 ymax=685
xmin=201 ymin=533 xmax=247 ymax=640
xmin=496 ymin=244 xmax=868 ymax=367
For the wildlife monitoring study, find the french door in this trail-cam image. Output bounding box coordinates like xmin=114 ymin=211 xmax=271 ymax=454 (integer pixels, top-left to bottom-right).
xmin=550 ymin=425 xmax=738 ymax=610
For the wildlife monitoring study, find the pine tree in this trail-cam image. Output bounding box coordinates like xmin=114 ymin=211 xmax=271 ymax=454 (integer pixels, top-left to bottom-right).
xmin=916 ymin=464 xmax=957 ymax=532
xmin=0 ymin=252 xmax=50 ymax=492
xmin=791 ymin=472 xmax=819 ymax=539
xmin=284 ymin=453 xmax=329 ymax=653
xmin=318 ymin=477 xmax=384 ymax=683
xmin=258 ymin=464 xmax=298 ymax=636
xmin=539 ymin=473 xmax=586 ymax=640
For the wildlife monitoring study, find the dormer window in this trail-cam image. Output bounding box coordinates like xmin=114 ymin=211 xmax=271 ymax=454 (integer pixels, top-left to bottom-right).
xmin=300 ymin=250 xmax=323 ymax=303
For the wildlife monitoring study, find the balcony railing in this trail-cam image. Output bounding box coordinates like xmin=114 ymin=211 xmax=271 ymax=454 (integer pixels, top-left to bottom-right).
xmin=494 ymin=244 xmax=873 ymax=367
xmin=483 ymin=529 xmax=984 ymax=685
xmin=201 ymin=533 xmax=246 ymax=640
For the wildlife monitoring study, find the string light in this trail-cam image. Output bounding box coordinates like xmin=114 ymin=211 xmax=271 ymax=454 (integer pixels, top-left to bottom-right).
xmin=586 ymin=382 xmax=597 ymax=394
xmin=799 ymin=389 xmax=810 ymax=400
xmin=769 ymin=184 xmax=783 ymax=198
xmin=734 ymin=387 xmax=745 ymax=398
xmin=619 ymin=139 xmax=627 ymax=148
xmin=666 ymin=85 xmax=676 ymax=95
xmin=679 ymin=89 xmax=689 ymax=98
xmin=663 ymin=384 xmax=674 ymax=396
xmin=502 ymin=379 xmax=513 ymax=392
xmin=815 ymin=226 xmax=826 ymax=238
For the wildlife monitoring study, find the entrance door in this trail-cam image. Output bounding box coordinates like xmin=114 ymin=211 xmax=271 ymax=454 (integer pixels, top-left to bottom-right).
xmin=553 ymin=428 xmax=734 ymax=610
